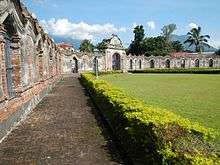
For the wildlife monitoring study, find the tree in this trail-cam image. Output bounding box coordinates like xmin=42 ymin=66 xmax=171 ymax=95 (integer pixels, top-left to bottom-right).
xmin=215 ymin=48 xmax=220 ymax=55
xmin=161 ymin=24 xmax=177 ymax=42
xmin=142 ymin=36 xmax=173 ymax=57
xmin=128 ymin=25 xmax=145 ymax=55
xmin=79 ymin=39 xmax=94 ymax=53
xmin=184 ymin=27 xmax=210 ymax=53
xmin=171 ymin=41 xmax=184 ymax=52
xmin=96 ymin=39 xmax=108 ymax=53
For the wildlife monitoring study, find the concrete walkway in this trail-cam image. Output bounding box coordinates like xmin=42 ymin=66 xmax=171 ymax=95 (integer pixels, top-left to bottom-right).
xmin=0 ymin=75 xmax=123 ymax=165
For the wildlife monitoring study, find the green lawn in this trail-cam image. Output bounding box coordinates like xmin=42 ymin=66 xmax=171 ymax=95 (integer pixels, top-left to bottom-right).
xmin=101 ymin=74 xmax=220 ymax=132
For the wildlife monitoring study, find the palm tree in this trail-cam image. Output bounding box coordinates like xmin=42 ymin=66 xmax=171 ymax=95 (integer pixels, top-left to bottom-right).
xmin=184 ymin=27 xmax=210 ymax=53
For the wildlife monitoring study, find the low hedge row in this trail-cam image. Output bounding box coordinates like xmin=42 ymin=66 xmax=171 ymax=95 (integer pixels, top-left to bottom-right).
xmin=81 ymin=73 xmax=220 ymax=165
xmin=128 ymin=68 xmax=220 ymax=74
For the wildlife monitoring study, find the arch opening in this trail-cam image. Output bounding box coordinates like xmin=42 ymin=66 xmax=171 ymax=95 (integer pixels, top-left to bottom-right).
xmin=139 ymin=60 xmax=142 ymax=69
xmin=209 ymin=59 xmax=214 ymax=67
xmin=112 ymin=53 xmax=121 ymax=70
xmin=181 ymin=59 xmax=186 ymax=68
xmin=165 ymin=59 xmax=170 ymax=68
xmin=73 ymin=57 xmax=78 ymax=73
xmin=150 ymin=60 xmax=155 ymax=68
xmin=195 ymin=59 xmax=200 ymax=67
xmin=129 ymin=59 xmax=133 ymax=70
xmin=3 ymin=15 xmax=17 ymax=98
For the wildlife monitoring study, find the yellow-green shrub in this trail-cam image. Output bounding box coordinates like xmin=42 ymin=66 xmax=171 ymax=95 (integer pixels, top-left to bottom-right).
xmin=81 ymin=73 xmax=220 ymax=164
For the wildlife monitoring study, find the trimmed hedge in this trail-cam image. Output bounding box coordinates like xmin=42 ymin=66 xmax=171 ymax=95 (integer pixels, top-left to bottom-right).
xmin=81 ymin=73 xmax=220 ymax=165
xmin=129 ymin=68 xmax=220 ymax=74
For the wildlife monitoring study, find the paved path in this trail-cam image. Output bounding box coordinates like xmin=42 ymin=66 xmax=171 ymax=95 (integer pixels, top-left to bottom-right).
xmin=0 ymin=75 xmax=123 ymax=165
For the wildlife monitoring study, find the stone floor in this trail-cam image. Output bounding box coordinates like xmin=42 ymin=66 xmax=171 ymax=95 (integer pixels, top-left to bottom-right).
xmin=0 ymin=75 xmax=124 ymax=165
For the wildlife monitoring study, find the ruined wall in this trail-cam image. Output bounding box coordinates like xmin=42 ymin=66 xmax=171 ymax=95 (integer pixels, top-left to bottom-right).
xmin=0 ymin=0 xmax=62 ymax=141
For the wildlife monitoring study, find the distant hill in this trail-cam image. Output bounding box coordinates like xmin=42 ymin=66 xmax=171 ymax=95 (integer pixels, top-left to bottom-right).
xmin=171 ymin=35 xmax=217 ymax=52
xmin=50 ymin=35 xmax=82 ymax=49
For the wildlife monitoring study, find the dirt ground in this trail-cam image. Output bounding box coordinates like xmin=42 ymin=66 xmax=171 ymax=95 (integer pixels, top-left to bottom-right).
xmin=0 ymin=75 xmax=124 ymax=165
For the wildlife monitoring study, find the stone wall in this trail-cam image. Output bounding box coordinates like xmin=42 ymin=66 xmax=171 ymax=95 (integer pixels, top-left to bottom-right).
xmin=0 ymin=0 xmax=62 ymax=141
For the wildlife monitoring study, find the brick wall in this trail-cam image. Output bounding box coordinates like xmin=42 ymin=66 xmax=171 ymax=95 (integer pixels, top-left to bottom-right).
xmin=0 ymin=0 xmax=62 ymax=141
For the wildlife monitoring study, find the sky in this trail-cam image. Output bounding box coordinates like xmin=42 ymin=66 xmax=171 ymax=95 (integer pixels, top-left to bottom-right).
xmin=22 ymin=0 xmax=220 ymax=48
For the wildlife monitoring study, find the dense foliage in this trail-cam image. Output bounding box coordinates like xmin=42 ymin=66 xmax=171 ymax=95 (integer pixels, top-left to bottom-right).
xmin=171 ymin=41 xmax=184 ymax=52
xmin=184 ymin=27 xmax=210 ymax=53
xmin=96 ymin=39 xmax=108 ymax=53
xmin=143 ymin=36 xmax=173 ymax=56
xmin=215 ymin=48 xmax=220 ymax=55
xmin=79 ymin=39 xmax=94 ymax=53
xmin=128 ymin=24 xmax=185 ymax=56
xmin=81 ymin=73 xmax=219 ymax=165
xmin=128 ymin=68 xmax=220 ymax=74
xmin=128 ymin=25 xmax=145 ymax=55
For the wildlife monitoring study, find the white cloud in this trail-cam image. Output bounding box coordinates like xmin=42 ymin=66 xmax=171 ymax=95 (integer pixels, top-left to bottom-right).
xmin=146 ymin=21 xmax=156 ymax=30
xmin=31 ymin=13 xmax=37 ymax=19
xmin=132 ymin=22 xmax=138 ymax=28
xmin=209 ymin=40 xmax=220 ymax=49
xmin=188 ymin=23 xmax=198 ymax=29
xmin=40 ymin=18 xmax=126 ymax=40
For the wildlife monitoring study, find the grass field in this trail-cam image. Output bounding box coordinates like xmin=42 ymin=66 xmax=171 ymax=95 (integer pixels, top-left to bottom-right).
xmin=101 ymin=74 xmax=220 ymax=132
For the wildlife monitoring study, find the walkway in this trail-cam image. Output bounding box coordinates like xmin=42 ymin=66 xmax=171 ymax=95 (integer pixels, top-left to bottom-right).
xmin=0 ymin=75 xmax=123 ymax=165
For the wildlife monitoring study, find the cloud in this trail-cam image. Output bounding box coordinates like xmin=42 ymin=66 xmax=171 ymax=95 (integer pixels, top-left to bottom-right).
xmin=146 ymin=21 xmax=156 ymax=30
xmin=209 ymin=40 xmax=220 ymax=49
xmin=40 ymin=18 xmax=126 ymax=40
xmin=188 ymin=23 xmax=198 ymax=29
xmin=132 ymin=22 xmax=138 ymax=28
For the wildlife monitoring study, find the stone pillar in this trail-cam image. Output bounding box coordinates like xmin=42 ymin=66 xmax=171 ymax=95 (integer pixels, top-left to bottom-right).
xmin=11 ymin=34 xmax=23 ymax=96
xmin=0 ymin=24 xmax=8 ymax=100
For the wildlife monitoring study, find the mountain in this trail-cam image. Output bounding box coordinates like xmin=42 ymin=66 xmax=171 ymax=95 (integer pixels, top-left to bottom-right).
xmin=50 ymin=35 xmax=82 ymax=49
xmin=171 ymin=35 xmax=217 ymax=52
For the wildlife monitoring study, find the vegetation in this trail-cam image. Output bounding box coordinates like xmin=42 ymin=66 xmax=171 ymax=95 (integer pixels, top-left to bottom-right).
xmin=143 ymin=36 xmax=173 ymax=56
xmin=96 ymin=39 xmax=108 ymax=53
xmin=171 ymin=41 xmax=184 ymax=52
xmin=81 ymin=73 xmax=219 ymax=164
xmin=128 ymin=68 xmax=220 ymax=74
xmin=128 ymin=24 xmax=186 ymax=56
xmin=128 ymin=25 xmax=145 ymax=55
xmin=215 ymin=48 xmax=220 ymax=55
xmin=184 ymin=26 xmax=210 ymax=53
xmin=161 ymin=24 xmax=177 ymax=42
xmin=79 ymin=39 xmax=94 ymax=53
xmin=102 ymin=74 xmax=220 ymax=132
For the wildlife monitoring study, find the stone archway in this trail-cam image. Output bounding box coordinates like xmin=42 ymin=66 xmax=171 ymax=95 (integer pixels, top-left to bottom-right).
xmin=165 ymin=59 xmax=170 ymax=68
xmin=209 ymin=59 xmax=214 ymax=67
xmin=139 ymin=60 xmax=142 ymax=69
xmin=181 ymin=59 xmax=186 ymax=68
xmin=3 ymin=15 xmax=17 ymax=98
xmin=73 ymin=57 xmax=78 ymax=73
xmin=150 ymin=60 xmax=155 ymax=68
xmin=195 ymin=59 xmax=200 ymax=67
xmin=112 ymin=53 xmax=121 ymax=70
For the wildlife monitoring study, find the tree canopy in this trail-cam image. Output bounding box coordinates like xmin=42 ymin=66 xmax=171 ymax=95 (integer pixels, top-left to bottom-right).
xmin=143 ymin=36 xmax=173 ymax=56
xmin=184 ymin=26 xmax=210 ymax=53
xmin=96 ymin=39 xmax=108 ymax=53
xmin=79 ymin=39 xmax=94 ymax=53
xmin=128 ymin=25 xmax=145 ymax=55
xmin=215 ymin=48 xmax=220 ymax=55
xmin=161 ymin=24 xmax=177 ymax=42
xmin=171 ymin=41 xmax=184 ymax=52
